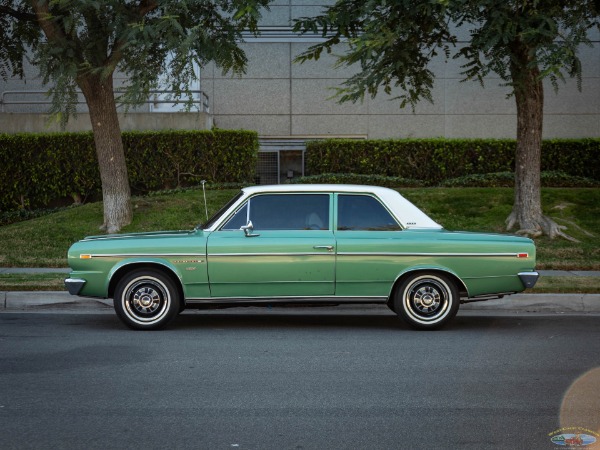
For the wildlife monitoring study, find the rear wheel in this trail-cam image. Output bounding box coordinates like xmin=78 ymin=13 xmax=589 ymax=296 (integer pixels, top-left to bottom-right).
xmin=393 ymin=272 xmax=459 ymax=330
xmin=114 ymin=269 xmax=180 ymax=330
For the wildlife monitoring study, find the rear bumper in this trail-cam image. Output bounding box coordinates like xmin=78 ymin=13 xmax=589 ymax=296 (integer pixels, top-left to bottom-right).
xmin=518 ymin=271 xmax=539 ymax=289
xmin=64 ymin=278 xmax=86 ymax=295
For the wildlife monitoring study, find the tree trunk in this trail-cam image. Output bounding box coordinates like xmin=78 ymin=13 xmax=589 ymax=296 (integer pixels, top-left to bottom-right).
xmin=506 ymin=41 xmax=575 ymax=241
xmin=78 ymin=75 xmax=132 ymax=233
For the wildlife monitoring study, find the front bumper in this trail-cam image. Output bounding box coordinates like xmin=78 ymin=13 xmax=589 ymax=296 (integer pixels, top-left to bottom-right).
xmin=64 ymin=278 xmax=86 ymax=295
xmin=518 ymin=271 xmax=539 ymax=289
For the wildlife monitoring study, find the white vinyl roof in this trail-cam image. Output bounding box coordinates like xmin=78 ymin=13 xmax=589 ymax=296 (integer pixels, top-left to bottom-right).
xmin=207 ymin=184 xmax=442 ymax=230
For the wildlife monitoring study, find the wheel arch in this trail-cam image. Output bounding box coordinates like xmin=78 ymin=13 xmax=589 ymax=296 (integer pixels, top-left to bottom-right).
xmin=387 ymin=267 xmax=468 ymax=307
xmin=108 ymin=262 xmax=185 ymax=304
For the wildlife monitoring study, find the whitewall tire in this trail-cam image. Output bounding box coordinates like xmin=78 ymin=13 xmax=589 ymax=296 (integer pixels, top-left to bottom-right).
xmin=393 ymin=272 xmax=460 ymax=330
xmin=114 ymin=269 xmax=180 ymax=330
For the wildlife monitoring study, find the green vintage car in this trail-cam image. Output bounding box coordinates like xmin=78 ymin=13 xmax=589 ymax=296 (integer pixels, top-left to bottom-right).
xmin=65 ymin=185 xmax=538 ymax=330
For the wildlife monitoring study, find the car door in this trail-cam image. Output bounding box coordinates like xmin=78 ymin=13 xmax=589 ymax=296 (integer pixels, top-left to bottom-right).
xmin=206 ymin=193 xmax=336 ymax=297
xmin=334 ymin=193 xmax=405 ymax=297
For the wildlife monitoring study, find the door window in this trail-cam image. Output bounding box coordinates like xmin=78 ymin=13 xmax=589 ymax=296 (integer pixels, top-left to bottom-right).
xmin=222 ymin=194 xmax=330 ymax=230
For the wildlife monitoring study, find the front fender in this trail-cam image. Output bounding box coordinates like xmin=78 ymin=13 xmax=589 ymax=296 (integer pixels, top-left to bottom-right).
xmin=107 ymin=258 xmax=184 ymax=296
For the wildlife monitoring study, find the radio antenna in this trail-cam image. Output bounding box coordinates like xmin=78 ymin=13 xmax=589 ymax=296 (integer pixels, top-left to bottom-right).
xmin=201 ymin=180 xmax=208 ymax=222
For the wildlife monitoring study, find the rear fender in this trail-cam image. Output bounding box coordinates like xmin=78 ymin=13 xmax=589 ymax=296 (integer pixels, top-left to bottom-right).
xmin=389 ymin=265 xmax=468 ymax=300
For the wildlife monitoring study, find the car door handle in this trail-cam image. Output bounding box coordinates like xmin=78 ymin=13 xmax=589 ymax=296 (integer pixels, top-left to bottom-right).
xmin=313 ymin=245 xmax=334 ymax=252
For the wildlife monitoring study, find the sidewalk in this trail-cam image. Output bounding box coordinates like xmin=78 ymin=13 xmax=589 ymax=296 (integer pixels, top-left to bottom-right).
xmin=1 ymin=268 xmax=599 ymax=313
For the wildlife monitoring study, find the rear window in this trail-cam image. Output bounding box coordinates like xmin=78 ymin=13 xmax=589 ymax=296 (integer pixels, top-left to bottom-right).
xmin=337 ymin=195 xmax=401 ymax=231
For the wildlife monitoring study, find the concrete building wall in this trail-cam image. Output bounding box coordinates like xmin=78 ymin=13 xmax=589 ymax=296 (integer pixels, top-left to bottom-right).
xmin=0 ymin=112 xmax=212 ymax=133
xmin=1 ymin=2 xmax=598 ymax=139
xmin=202 ymin=2 xmax=600 ymax=140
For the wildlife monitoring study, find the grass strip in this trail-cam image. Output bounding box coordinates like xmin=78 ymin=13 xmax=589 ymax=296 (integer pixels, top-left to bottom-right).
xmin=0 ymin=187 xmax=598 ymax=269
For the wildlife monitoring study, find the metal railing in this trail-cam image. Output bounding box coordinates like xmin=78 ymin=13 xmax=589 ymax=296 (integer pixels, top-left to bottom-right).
xmin=0 ymin=89 xmax=210 ymax=113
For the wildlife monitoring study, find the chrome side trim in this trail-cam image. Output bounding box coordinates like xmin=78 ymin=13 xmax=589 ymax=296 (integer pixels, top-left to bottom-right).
xmin=209 ymin=252 xmax=335 ymax=257
xmin=207 ymin=252 xmax=525 ymax=258
xmin=338 ymin=252 xmax=526 ymax=257
xmin=84 ymin=251 xmax=525 ymax=259
xmin=64 ymin=278 xmax=86 ymax=295
xmin=185 ymin=296 xmax=388 ymax=305
xmin=85 ymin=253 xmax=205 ymax=259
xmin=82 ymin=232 xmax=194 ymax=241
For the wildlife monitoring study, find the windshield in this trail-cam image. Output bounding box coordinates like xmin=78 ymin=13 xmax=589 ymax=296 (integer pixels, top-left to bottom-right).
xmin=198 ymin=191 xmax=244 ymax=230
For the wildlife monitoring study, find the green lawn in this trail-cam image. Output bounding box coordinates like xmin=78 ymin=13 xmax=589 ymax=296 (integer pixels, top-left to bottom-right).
xmin=1 ymin=187 xmax=598 ymax=270
xmin=401 ymin=188 xmax=600 ymax=270
xmin=0 ymin=273 xmax=66 ymax=291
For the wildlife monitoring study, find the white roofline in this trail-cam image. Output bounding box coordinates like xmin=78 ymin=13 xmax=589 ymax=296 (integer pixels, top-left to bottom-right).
xmin=206 ymin=184 xmax=442 ymax=231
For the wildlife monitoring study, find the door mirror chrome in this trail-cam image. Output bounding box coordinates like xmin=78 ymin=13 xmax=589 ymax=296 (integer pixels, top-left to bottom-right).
xmin=241 ymin=221 xmax=260 ymax=237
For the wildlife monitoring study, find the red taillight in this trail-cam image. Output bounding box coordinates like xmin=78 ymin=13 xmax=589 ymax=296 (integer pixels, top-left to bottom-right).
xmin=517 ymin=253 xmax=528 ymax=258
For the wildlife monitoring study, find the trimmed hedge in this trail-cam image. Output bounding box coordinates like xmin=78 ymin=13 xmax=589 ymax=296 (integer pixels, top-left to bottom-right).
xmin=290 ymin=171 xmax=599 ymax=188
xmin=305 ymin=138 xmax=600 ymax=184
xmin=440 ymin=171 xmax=600 ymax=188
xmin=0 ymin=129 xmax=258 ymax=211
xmin=289 ymin=173 xmax=425 ymax=188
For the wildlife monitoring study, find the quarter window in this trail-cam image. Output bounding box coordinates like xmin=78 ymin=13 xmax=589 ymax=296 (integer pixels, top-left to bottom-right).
xmin=221 ymin=203 xmax=248 ymax=230
xmin=337 ymin=195 xmax=401 ymax=231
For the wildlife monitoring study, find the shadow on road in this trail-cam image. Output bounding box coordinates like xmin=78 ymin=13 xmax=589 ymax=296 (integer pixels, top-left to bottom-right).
xmin=13 ymin=307 xmax=594 ymax=333
xmin=158 ymin=309 xmax=590 ymax=333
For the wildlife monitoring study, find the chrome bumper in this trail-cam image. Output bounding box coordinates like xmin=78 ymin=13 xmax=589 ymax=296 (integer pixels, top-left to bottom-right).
xmin=64 ymin=278 xmax=86 ymax=295
xmin=518 ymin=271 xmax=539 ymax=289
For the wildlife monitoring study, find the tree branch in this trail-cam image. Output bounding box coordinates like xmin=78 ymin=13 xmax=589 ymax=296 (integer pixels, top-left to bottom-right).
xmin=0 ymin=5 xmax=37 ymax=22
xmin=27 ymin=1 xmax=68 ymax=43
xmin=105 ymin=0 xmax=159 ymax=70
xmin=135 ymin=0 xmax=159 ymax=18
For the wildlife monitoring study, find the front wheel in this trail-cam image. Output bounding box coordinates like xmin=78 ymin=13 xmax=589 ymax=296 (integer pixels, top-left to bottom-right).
xmin=393 ymin=273 xmax=459 ymax=330
xmin=114 ymin=269 xmax=181 ymax=330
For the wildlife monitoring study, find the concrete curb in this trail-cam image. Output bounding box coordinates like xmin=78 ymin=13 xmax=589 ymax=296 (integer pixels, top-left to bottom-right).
xmin=1 ymin=291 xmax=599 ymax=313
xmin=1 ymin=291 xmax=112 ymax=310
xmin=460 ymin=293 xmax=600 ymax=313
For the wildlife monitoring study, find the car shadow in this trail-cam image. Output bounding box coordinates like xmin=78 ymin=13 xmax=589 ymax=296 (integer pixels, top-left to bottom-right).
xmin=73 ymin=306 xmax=587 ymax=333
xmin=167 ymin=307 xmax=560 ymax=333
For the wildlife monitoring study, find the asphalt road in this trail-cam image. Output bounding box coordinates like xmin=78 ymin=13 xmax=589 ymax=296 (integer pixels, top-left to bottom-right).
xmin=1 ymin=308 xmax=599 ymax=450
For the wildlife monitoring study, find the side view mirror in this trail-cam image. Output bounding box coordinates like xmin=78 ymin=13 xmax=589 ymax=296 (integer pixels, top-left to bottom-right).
xmin=241 ymin=221 xmax=260 ymax=237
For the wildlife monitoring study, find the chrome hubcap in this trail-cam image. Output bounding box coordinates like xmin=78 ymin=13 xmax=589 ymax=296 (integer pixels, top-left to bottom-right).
xmin=412 ymin=286 xmax=441 ymax=313
xmin=123 ymin=277 xmax=170 ymax=324
xmin=133 ymin=287 xmax=161 ymax=313
xmin=404 ymin=276 xmax=451 ymax=323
